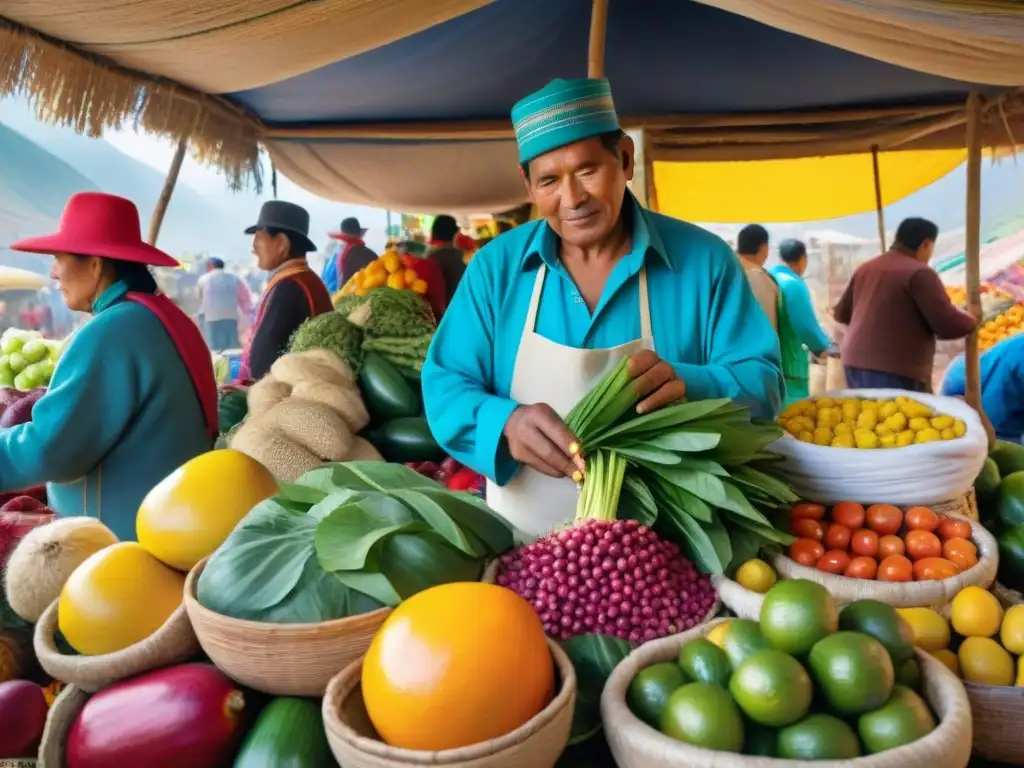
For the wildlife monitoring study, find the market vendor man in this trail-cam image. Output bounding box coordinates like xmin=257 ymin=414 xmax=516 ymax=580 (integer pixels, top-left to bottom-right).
xmin=422 ymin=78 xmax=784 ymax=536
xmin=0 ymin=192 xmax=217 ymax=540
xmin=239 ymin=201 xmax=334 ymax=383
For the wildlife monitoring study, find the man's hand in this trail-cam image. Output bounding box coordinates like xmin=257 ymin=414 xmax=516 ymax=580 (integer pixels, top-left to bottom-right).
xmin=503 ymin=403 xmax=585 ymax=480
xmin=629 ymin=350 xmax=686 ymax=414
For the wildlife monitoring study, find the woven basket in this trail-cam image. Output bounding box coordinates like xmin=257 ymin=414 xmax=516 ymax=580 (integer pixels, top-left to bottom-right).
xmin=37 ymin=684 xmax=89 ymax=768
xmin=321 ymin=639 xmax=575 ymax=768
xmin=183 ymin=557 xmax=391 ymax=696
xmin=964 ymin=682 xmax=1024 ymax=764
xmin=993 ymin=582 xmax=1024 ymax=607
xmin=772 ymin=515 xmax=997 ymax=609
xmin=33 ymin=599 xmax=199 ymax=693
xmin=601 ymin=617 xmax=973 ymax=768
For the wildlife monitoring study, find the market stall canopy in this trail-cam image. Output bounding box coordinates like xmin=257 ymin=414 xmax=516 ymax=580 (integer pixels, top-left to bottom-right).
xmin=3 ymin=0 xmax=1024 ymax=211
xmin=0 ymin=266 xmax=47 ymax=292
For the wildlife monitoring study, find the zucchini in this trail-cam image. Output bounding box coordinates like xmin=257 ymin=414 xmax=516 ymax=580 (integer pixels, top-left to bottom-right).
xmin=233 ymin=697 xmax=332 ymax=768
xmin=358 ymin=352 xmax=420 ymax=421
xmin=365 ymin=417 xmax=444 ymax=463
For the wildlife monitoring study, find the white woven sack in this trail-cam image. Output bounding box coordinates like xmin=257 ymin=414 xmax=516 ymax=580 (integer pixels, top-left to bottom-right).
xmin=770 ymin=389 xmax=987 ymax=506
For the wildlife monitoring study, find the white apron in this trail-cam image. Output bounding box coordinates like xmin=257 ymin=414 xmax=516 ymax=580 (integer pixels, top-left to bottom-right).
xmin=486 ymin=263 xmax=654 ymax=537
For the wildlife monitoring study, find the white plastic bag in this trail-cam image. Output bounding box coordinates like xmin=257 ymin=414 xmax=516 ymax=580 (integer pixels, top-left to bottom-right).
xmin=770 ymin=389 xmax=987 ymax=505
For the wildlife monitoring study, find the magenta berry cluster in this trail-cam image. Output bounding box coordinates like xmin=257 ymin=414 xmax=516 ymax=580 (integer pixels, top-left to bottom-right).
xmin=496 ymin=519 xmax=716 ymax=644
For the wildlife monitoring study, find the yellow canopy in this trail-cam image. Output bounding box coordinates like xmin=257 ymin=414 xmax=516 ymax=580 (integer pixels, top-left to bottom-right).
xmin=653 ymin=149 xmax=967 ymax=224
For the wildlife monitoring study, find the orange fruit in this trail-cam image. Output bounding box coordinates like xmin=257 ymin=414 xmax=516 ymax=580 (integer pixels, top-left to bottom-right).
xmin=790 ymin=539 xmax=826 ymax=566
xmin=905 ymin=530 xmax=942 ymax=561
xmin=790 ymin=502 xmax=826 ymax=521
xmin=937 ymin=517 xmax=972 ymax=541
xmin=878 ymin=535 xmax=906 ymax=558
xmin=850 ymin=529 xmax=879 ymax=557
xmin=904 ymin=506 xmax=940 ymax=532
xmin=361 ymin=583 xmax=554 ymax=750
xmin=790 ymin=518 xmax=824 ymax=541
xmin=877 ymin=554 xmax=913 ymax=582
xmin=824 ymin=523 xmax=852 ymax=551
xmin=817 ymin=550 xmax=851 ymax=575
xmin=943 ymin=538 xmax=979 ymax=571
xmin=844 ymin=556 xmax=878 ymax=580
xmin=913 ymin=557 xmax=959 ymax=581
xmin=831 ymin=502 xmax=866 ymax=530
xmin=866 ymin=504 xmax=903 ymax=535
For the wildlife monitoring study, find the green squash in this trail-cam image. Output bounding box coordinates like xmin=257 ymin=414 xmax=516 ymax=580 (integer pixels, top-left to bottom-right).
xmin=233 ymin=697 xmax=334 ymax=768
xmin=975 ymin=457 xmax=1002 ymax=503
xmin=217 ymin=389 xmax=249 ymax=435
xmin=998 ymin=524 xmax=1024 ymax=592
xmin=991 ymin=441 xmax=1024 ymax=476
xmin=998 ymin=471 xmax=1024 ymax=528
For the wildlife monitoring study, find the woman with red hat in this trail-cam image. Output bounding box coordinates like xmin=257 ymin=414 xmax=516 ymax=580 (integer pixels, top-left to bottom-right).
xmin=0 ymin=192 xmax=217 ymax=540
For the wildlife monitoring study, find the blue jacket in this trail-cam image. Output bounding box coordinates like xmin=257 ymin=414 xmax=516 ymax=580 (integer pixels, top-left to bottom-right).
xmin=0 ymin=282 xmax=212 ymax=540
xmin=941 ymin=333 xmax=1024 ymax=443
xmin=768 ymin=265 xmax=831 ymax=395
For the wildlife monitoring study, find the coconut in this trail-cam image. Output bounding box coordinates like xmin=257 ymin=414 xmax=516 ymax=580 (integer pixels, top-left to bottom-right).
xmin=3 ymin=518 xmax=117 ymax=622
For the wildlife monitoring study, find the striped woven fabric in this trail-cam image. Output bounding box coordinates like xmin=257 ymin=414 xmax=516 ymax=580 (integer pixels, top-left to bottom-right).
xmin=511 ymin=78 xmax=621 ymax=164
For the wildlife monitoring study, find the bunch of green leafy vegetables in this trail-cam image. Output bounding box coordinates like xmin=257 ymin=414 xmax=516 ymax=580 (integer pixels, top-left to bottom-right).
xmin=567 ymin=358 xmax=798 ymax=574
xmin=196 ymin=462 xmax=513 ymax=623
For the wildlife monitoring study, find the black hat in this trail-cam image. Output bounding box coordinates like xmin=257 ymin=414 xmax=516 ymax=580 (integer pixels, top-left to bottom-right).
xmin=339 ymin=216 xmax=368 ymax=237
xmin=245 ymin=201 xmax=317 ymax=253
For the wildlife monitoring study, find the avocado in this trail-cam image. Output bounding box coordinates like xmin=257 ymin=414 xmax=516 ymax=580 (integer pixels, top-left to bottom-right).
xmin=992 ymin=441 xmax=1024 ymax=476
xmin=233 ymin=697 xmax=332 ymax=768
xmin=999 ymin=471 xmax=1024 ymax=528
xmin=839 ymin=600 xmax=915 ymax=665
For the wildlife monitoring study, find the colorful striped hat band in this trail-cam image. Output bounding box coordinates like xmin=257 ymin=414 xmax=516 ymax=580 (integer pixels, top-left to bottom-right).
xmin=511 ymin=78 xmax=621 ymax=164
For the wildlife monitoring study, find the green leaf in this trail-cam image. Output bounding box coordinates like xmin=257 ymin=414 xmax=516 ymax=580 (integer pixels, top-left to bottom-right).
xmin=724 ymin=524 xmax=766 ymax=574
xmin=621 ymin=475 xmax=658 ymax=525
xmin=648 ymin=466 xmax=730 ymax=510
xmin=718 ymin=481 xmax=774 ymax=526
xmin=701 ymin=515 xmax=733 ymax=571
xmin=391 ymin=489 xmax=478 ymax=556
xmin=645 ymin=471 xmax=713 ymax=523
xmin=420 ymin=489 xmax=515 ymax=555
xmin=729 ymin=465 xmax=799 ymax=503
xmin=300 ymin=461 xmax=439 ymax=494
xmin=257 ymin=555 xmax=385 ymax=623
xmin=645 ymin=430 xmax=722 ymax=452
xmin=277 ymin=482 xmax=328 ymax=506
xmin=315 ymin=502 xmax=422 ymax=571
xmin=561 ymin=634 xmax=630 ymax=743
xmin=332 ymin=570 xmax=402 ymax=607
xmin=380 ymin=532 xmax=483 ymax=599
xmin=673 ymin=456 xmax=729 ymax=477
xmin=589 ymin=399 xmax=732 ymax=445
xmin=726 ymin=512 xmax=796 ymax=545
xmin=656 ymin=506 xmax=723 ymax=573
xmin=614 ymin=444 xmax=681 ymax=465
xmin=306 ymin=489 xmax=370 ymax=522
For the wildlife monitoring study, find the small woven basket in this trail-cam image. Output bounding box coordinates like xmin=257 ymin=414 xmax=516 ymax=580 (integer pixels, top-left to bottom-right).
xmin=321 ymin=638 xmax=575 ymax=768
xmin=601 ymin=617 xmax=973 ymax=768
xmin=183 ymin=556 xmax=391 ymax=696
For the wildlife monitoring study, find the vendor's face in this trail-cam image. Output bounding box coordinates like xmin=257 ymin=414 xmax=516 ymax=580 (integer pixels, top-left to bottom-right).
xmin=523 ymin=135 xmax=635 ymax=249
xmin=50 ymin=253 xmax=105 ymax=312
xmin=251 ymin=229 xmax=290 ymax=271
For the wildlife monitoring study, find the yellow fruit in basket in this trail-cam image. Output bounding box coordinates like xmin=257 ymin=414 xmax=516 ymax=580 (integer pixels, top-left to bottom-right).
xmin=915 ymin=428 xmax=941 ymax=444
xmin=875 ymin=423 xmax=893 ymax=437
xmin=878 ymin=401 xmax=899 ymax=420
xmin=1018 ymin=657 xmax=1024 ymax=687
xmin=959 ymin=637 xmax=1014 ymax=685
xmin=897 ymin=608 xmax=950 ymax=651
xmin=382 ymin=251 xmax=402 ymax=274
xmin=363 ymin=271 xmax=387 ymax=290
xmin=931 ymin=415 xmax=955 ymax=431
xmin=58 ymin=542 xmax=184 ymax=656
xmin=1001 ymin=605 xmax=1024 ymax=654
xmin=908 ymin=417 xmax=930 ymax=431
xmin=386 ymin=273 xmax=406 ymax=290
xmin=896 ymin=430 xmax=915 ymax=447
xmin=862 ymin=400 xmax=879 ymax=412
xmin=953 ymin=419 xmax=967 ymax=438
xmin=931 ymin=649 xmax=960 ymax=676
xmin=940 ymin=428 xmax=955 ymax=441
xmin=812 ymin=427 xmax=832 ymax=446
xmin=834 ymin=423 xmax=852 ymax=437
xmin=736 ymin=559 xmax=777 ymax=593
xmin=880 ymin=434 xmax=897 ymax=449
xmin=362 ymin=582 xmax=554 ymax=750
xmin=885 ymin=413 xmax=908 ymax=432
xmin=950 ymin=586 xmax=1003 ymax=638
xmin=854 ymin=429 xmax=879 ymax=449
xmin=856 ymin=411 xmax=878 ymax=430
xmin=137 ymin=449 xmax=279 ymax=572
xmin=404 ymin=269 xmax=419 ymax=285
xmin=817 ymin=397 xmax=836 ymax=408
xmin=367 ymin=260 xmax=387 ymax=278
xmin=412 ymin=279 xmax=429 ymax=295
xmin=831 ymin=435 xmax=855 ymax=448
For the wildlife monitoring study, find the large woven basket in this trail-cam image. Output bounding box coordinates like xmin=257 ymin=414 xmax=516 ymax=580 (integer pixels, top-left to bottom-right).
xmin=772 ymin=515 xmax=997 ymax=609
xmin=964 ymin=682 xmax=1024 ymax=764
xmin=183 ymin=557 xmax=391 ymax=696
xmin=321 ymin=639 xmax=576 ymax=768
xmin=601 ymin=617 xmax=973 ymax=768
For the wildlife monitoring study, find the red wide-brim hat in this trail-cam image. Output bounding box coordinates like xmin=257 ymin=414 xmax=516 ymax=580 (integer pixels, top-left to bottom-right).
xmin=11 ymin=192 xmax=180 ymax=268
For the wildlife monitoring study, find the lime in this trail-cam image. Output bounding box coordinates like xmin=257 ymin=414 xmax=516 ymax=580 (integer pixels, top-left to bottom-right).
xmin=677 ymin=639 xmax=731 ymax=688
xmin=840 ymin=600 xmax=915 ymax=664
xmin=759 ymin=580 xmax=838 ymax=656
xmin=858 ymin=685 xmax=936 ymax=754
xmin=729 ymin=649 xmax=812 ymax=727
xmin=721 ymin=619 xmax=772 ymax=669
xmin=895 ymin=657 xmax=922 ymax=691
xmin=659 ymin=682 xmax=744 ymax=752
xmin=809 ymin=632 xmax=895 ymax=714
xmin=626 ymin=662 xmax=686 ymax=727
xmin=777 ymin=713 xmax=862 ymax=760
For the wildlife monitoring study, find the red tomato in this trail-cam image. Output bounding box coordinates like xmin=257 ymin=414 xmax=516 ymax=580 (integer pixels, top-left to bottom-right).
xmin=789 ymin=538 xmax=826 ymax=566
xmin=850 ymin=529 xmax=879 ymax=557
xmin=905 ymin=530 xmax=942 ymax=561
xmin=904 ymin=506 xmax=940 ymax=532
xmin=790 ymin=502 xmax=826 ymax=521
xmin=878 ymin=535 xmax=906 ymax=558
xmin=866 ymin=504 xmax=903 ymax=535
xmin=790 ymin=518 xmax=824 ymax=541
xmin=823 ymin=523 xmax=852 ymax=551
xmin=877 ymin=554 xmax=913 ymax=582
xmin=913 ymin=557 xmax=959 ymax=581
xmin=831 ymin=501 xmax=866 ymax=530
xmin=844 ymin=556 xmax=878 ymax=580
xmin=817 ymin=550 xmax=852 ymax=574
xmin=937 ymin=517 xmax=972 ymax=541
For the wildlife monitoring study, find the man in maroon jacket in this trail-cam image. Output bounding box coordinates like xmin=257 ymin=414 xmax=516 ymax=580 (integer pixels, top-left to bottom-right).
xmin=834 ymin=217 xmax=977 ymax=392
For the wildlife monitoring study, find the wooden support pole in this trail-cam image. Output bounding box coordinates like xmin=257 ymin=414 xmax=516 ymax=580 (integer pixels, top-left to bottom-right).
xmin=147 ymin=139 xmax=188 ymax=246
xmin=963 ymin=92 xmax=991 ymax=443
xmin=588 ymin=0 xmax=610 ymax=78
xmin=871 ymin=145 xmax=886 ymax=251
xmin=643 ymin=131 xmax=659 ymax=212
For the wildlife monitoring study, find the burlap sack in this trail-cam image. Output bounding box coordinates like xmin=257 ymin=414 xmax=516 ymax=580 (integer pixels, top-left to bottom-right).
xmin=270 ymin=399 xmax=353 ymax=461
xmin=37 ymin=684 xmax=89 ymax=768
xmin=272 ymin=349 xmax=358 ymax=390
xmin=34 ymin=600 xmax=199 ymax=693
xmin=346 ymin=436 xmax=383 ymax=461
xmin=290 ymin=381 xmax=370 ymax=433
xmin=229 ymin=420 xmax=322 ymax=482
xmin=246 ymin=375 xmax=292 ymax=413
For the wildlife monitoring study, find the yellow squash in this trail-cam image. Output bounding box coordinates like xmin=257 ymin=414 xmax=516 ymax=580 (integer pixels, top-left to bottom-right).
xmin=136 ymin=449 xmax=279 ymax=572
xmin=58 ymin=542 xmax=185 ymax=656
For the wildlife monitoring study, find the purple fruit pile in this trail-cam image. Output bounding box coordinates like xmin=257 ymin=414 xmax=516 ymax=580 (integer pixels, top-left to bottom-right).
xmin=496 ymin=519 xmax=717 ymax=644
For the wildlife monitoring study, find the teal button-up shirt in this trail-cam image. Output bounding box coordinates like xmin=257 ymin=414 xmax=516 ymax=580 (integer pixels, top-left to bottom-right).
xmin=422 ymin=196 xmax=785 ymax=485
